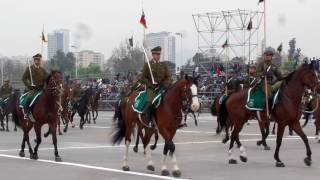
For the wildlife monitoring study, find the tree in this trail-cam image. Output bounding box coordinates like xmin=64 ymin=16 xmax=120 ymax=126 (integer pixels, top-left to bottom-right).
xmin=107 ymin=41 xmax=144 ymax=74
xmin=288 ymin=38 xmax=296 ymax=61
xmin=46 ymin=51 xmax=75 ymax=76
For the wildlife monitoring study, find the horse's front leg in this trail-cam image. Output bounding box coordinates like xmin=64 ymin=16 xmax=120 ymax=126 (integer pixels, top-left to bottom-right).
xmin=161 ymin=140 xmax=181 ymax=178
xmin=6 ymin=114 xmax=9 ymax=132
xmin=31 ymin=123 xmax=42 ymax=160
xmin=50 ymin=122 xmax=62 ymax=162
xmin=142 ymin=128 xmax=155 ymax=172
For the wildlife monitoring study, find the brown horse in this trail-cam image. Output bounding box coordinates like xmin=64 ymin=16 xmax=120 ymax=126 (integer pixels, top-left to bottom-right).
xmin=112 ymin=76 xmax=200 ymax=178
xmin=0 ymin=89 xmax=20 ymax=132
xmin=43 ymin=83 xmax=73 ymax=137
xmin=13 ymin=71 xmax=64 ymax=161
xmin=219 ymin=63 xmax=318 ymax=167
xmin=87 ymin=87 xmax=102 ymax=124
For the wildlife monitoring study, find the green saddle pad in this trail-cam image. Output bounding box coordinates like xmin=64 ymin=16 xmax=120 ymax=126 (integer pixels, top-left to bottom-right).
xmin=19 ymin=91 xmax=43 ymax=108
xmin=132 ymin=90 xmax=163 ymax=113
xmin=245 ymin=87 xmax=279 ymax=111
xmin=218 ymin=94 xmax=228 ymax=105
xmin=0 ymin=98 xmax=8 ymax=108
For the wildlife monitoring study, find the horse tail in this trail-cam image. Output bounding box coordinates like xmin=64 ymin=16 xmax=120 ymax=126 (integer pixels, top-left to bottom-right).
xmin=218 ymin=101 xmax=228 ymax=130
xmin=12 ymin=106 xmax=20 ymax=127
xmin=112 ymin=101 xmax=126 ymax=145
xmin=210 ymin=99 xmax=217 ymax=116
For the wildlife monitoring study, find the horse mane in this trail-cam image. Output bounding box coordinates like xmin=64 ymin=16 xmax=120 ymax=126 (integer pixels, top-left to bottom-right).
xmin=46 ymin=70 xmax=62 ymax=85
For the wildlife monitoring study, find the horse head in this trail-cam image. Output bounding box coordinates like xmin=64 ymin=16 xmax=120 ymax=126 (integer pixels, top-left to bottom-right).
xmin=299 ymin=62 xmax=319 ymax=90
xmin=46 ymin=71 xmax=63 ymax=97
xmin=180 ymin=74 xmax=200 ymax=112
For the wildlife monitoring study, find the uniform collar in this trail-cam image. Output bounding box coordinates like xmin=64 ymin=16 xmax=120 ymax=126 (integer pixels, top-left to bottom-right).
xmin=152 ymin=59 xmax=159 ymax=63
xmin=33 ymin=64 xmax=40 ymax=69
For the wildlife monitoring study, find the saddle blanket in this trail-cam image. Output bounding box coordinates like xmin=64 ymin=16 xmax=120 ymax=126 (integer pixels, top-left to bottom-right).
xmin=245 ymin=87 xmax=279 ymax=111
xmin=19 ymin=91 xmax=43 ymax=108
xmin=218 ymin=94 xmax=228 ymax=105
xmin=0 ymin=98 xmax=9 ymax=108
xmin=132 ymin=90 xmax=163 ymax=113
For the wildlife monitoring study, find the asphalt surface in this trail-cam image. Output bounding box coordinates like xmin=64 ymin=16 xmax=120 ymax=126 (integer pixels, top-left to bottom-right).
xmin=1 ymin=112 xmax=320 ymax=180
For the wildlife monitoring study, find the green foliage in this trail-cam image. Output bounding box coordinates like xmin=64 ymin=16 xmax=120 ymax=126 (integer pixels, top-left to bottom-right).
xmin=73 ymin=63 xmax=101 ymax=78
xmin=46 ymin=51 xmax=75 ymax=75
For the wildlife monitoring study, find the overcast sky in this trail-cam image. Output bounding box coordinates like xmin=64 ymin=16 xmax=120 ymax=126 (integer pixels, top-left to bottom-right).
xmin=0 ymin=0 xmax=319 ymax=64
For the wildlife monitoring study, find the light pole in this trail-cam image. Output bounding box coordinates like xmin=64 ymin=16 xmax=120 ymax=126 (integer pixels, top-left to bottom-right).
xmin=71 ymin=45 xmax=78 ymax=79
xmin=175 ymin=33 xmax=183 ymax=69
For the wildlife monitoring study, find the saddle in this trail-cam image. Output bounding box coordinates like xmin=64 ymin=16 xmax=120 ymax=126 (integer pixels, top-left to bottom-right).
xmin=19 ymin=91 xmax=43 ymax=108
xmin=132 ymin=89 xmax=165 ymax=114
xmin=0 ymin=98 xmax=9 ymax=108
xmin=245 ymin=87 xmax=279 ymax=111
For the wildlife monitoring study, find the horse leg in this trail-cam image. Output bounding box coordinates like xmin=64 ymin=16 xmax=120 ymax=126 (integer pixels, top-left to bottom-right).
xmin=150 ymin=131 xmax=159 ymax=150
xmin=121 ymin=123 xmax=133 ymax=171
xmin=93 ymin=109 xmax=98 ymax=123
xmin=58 ymin=118 xmax=63 ymax=135
xmin=31 ymin=124 xmax=42 ymax=160
xmin=133 ymin=128 xmax=140 ymax=153
xmin=0 ymin=115 xmax=4 ymax=131
xmin=193 ymin=113 xmax=198 ymax=126
xmin=222 ymin=124 xmax=230 ymax=144
xmin=50 ymin=123 xmax=62 ymax=162
xmin=6 ymin=114 xmax=9 ymax=132
xmin=271 ymin=121 xmax=276 ymax=135
xmin=142 ymin=129 xmax=155 ymax=172
xmin=274 ymin=123 xmax=286 ymax=167
xmin=236 ymin=136 xmax=247 ymax=163
xmin=257 ymin=120 xmax=271 ymax=150
xmin=80 ymin=115 xmax=84 ymax=130
xmin=292 ymin=122 xmax=312 ymax=166
xmin=20 ymin=123 xmax=34 ymax=158
xmin=44 ymin=127 xmax=50 ymax=138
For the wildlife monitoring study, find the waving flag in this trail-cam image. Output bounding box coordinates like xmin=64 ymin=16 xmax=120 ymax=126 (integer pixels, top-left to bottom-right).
xmin=247 ymin=19 xmax=253 ymax=31
xmin=41 ymin=31 xmax=47 ymax=43
xmin=139 ymin=11 xmax=147 ymax=29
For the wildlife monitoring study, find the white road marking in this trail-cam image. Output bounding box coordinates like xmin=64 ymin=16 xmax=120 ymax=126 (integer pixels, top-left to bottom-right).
xmin=0 ymin=154 xmax=189 ymax=180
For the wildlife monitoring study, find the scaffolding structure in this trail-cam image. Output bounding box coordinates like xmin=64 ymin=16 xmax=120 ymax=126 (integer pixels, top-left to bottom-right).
xmin=192 ymin=9 xmax=264 ymax=75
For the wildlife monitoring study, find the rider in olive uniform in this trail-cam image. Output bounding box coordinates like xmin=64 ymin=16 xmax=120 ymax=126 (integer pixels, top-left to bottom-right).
xmin=139 ymin=46 xmax=172 ymax=126
xmin=21 ymin=53 xmax=48 ymax=119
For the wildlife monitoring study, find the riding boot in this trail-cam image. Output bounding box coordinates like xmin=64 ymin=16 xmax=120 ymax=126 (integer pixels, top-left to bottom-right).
xmin=268 ymin=98 xmax=273 ymax=121
xmin=145 ymin=104 xmax=154 ymax=128
xmin=22 ymin=106 xmax=31 ymax=120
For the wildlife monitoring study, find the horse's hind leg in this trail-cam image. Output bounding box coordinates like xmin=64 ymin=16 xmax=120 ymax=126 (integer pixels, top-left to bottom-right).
xmin=58 ymin=119 xmax=63 ymax=135
xmin=122 ymin=123 xmax=133 ymax=171
xmin=93 ymin=109 xmax=98 ymax=123
xmin=292 ymin=122 xmax=312 ymax=166
xmin=133 ymin=128 xmax=140 ymax=153
xmin=150 ymin=131 xmax=159 ymax=150
xmin=0 ymin=115 xmax=4 ymax=131
xmin=257 ymin=120 xmax=271 ymax=150
xmin=50 ymin=123 xmax=62 ymax=162
xmin=6 ymin=115 xmax=9 ymax=132
xmin=271 ymin=121 xmax=276 ymax=135
xmin=274 ymin=123 xmax=286 ymax=167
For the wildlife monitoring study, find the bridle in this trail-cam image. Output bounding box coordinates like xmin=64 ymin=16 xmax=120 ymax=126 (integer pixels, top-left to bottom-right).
xmin=181 ymin=83 xmax=198 ymax=112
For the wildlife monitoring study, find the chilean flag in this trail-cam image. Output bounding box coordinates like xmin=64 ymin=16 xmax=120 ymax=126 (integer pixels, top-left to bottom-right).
xmin=139 ymin=11 xmax=148 ymax=29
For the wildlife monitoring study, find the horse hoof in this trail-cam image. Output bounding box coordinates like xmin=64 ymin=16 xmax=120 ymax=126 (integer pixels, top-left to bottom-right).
xmin=150 ymin=145 xmax=157 ymax=150
xmin=275 ymin=162 xmax=285 ymax=167
xmin=289 ymin=132 xmax=293 ymax=136
xmin=63 ymin=129 xmax=67 ymax=133
xmin=19 ymin=151 xmax=25 ymax=157
xmin=271 ymin=131 xmax=275 ymax=135
xmin=59 ymin=132 xmax=63 ymax=135
xmin=229 ymin=159 xmax=237 ymax=164
xmin=94 ymin=121 xmax=96 ymax=124
xmin=133 ymin=146 xmax=138 ymax=153
xmin=122 ymin=166 xmax=130 ymax=171
xmin=6 ymin=129 xmax=9 ymax=132
xmin=30 ymin=153 xmax=38 ymax=160
xmin=147 ymin=165 xmax=155 ymax=171
xmin=14 ymin=128 xmax=17 ymax=132
xmin=80 ymin=126 xmax=83 ymax=130
xmin=55 ymin=156 xmax=62 ymax=162
xmin=256 ymin=140 xmax=262 ymax=146
xmin=318 ymin=140 xmax=320 ymax=143
xmin=240 ymin=156 xmax=247 ymax=163
xmin=264 ymin=146 xmax=271 ymax=151
xmin=72 ymin=125 xmax=75 ymax=128
xmin=304 ymin=157 xmax=312 ymax=166
xmin=172 ymin=170 xmax=181 ymax=178
xmin=34 ymin=139 xmax=38 ymax=143
xmin=161 ymin=169 xmax=170 ymax=176
xmin=222 ymin=138 xmax=229 ymax=144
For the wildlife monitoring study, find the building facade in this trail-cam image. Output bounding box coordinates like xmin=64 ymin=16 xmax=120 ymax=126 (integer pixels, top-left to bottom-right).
xmin=146 ymin=31 xmax=176 ymax=63
xmin=75 ymin=50 xmax=104 ymax=69
xmin=47 ymin=29 xmax=70 ymax=60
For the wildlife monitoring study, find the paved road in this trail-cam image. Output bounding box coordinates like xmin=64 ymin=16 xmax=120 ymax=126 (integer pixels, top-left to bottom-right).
xmin=0 ymin=112 xmax=320 ymax=180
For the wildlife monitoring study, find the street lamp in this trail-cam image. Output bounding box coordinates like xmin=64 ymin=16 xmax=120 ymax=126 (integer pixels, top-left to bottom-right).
xmin=71 ymin=45 xmax=78 ymax=79
xmin=175 ymin=33 xmax=183 ymax=69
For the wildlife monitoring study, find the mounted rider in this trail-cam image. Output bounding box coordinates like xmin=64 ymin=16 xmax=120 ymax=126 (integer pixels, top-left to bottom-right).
xmin=21 ymin=53 xmax=48 ymax=120
xmin=70 ymin=80 xmax=83 ymax=110
xmin=243 ymin=64 xmax=257 ymax=89
xmin=139 ymin=46 xmax=172 ymax=127
xmin=256 ymin=47 xmax=283 ymax=114
xmin=0 ymin=79 xmax=13 ymax=109
xmin=219 ymin=69 xmax=241 ymax=104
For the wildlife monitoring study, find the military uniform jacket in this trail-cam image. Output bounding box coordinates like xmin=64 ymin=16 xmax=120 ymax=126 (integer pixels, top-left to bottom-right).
xmin=0 ymin=85 xmax=13 ymax=99
xmin=226 ymin=77 xmax=241 ymax=95
xmin=22 ymin=65 xmax=48 ymax=90
xmin=244 ymin=75 xmax=256 ymax=89
xmin=139 ymin=60 xmax=172 ymax=89
xmin=256 ymin=61 xmax=282 ymax=84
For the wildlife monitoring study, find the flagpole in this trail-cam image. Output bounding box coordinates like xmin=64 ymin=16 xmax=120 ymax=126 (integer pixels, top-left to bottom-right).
xmin=263 ymin=0 xmax=266 ymax=50
xmin=41 ymin=25 xmax=44 ymax=57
